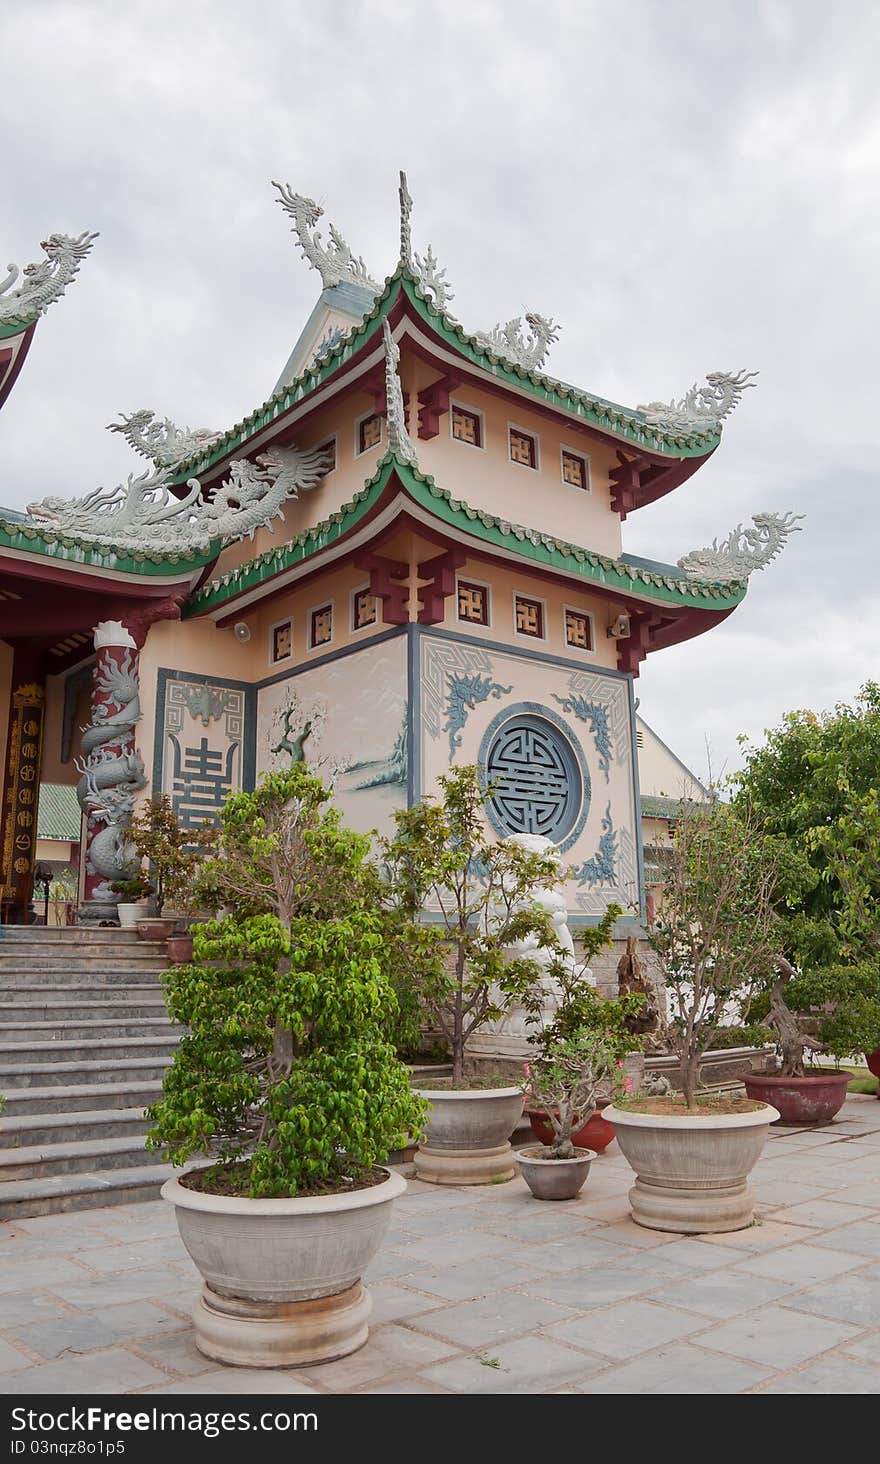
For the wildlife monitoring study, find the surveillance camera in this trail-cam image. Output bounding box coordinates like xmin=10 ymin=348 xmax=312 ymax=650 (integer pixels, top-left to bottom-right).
xmin=233 ymin=622 xmax=251 ymax=643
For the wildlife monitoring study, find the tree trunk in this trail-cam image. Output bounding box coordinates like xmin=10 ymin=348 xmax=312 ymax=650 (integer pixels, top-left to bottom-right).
xmin=681 ymin=1052 xmax=701 ymax=1111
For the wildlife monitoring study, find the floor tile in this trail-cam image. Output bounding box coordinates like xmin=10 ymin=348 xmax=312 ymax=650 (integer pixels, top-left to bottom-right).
xmin=756 ymin=1355 xmax=879 ymax=1393
xmin=695 ymin=1305 xmax=858 ymax=1368
xmin=764 ymin=1199 xmax=877 ymax=1229
xmin=782 ymin=1269 xmax=880 ymax=1328
xmin=644 ymin=1269 xmax=796 ymax=1319
xmin=0 ymin=1348 xmax=169 ymax=1395
xmin=526 ymin=1264 xmax=660 ymax=1310
xmin=578 ymin=1343 xmax=774 ymax=1394
xmin=402 ymin=1256 xmax=542 ymax=1302
xmin=547 ymin=1299 xmax=705 ymax=1359
xmin=738 ymin=1242 xmax=866 ymax=1285
xmin=421 ymin=1334 xmax=606 ymax=1393
xmin=302 ymin=1324 xmax=457 ymax=1389
xmin=407 ymin=1291 xmax=571 ymax=1347
xmin=811 ymin=1221 xmax=880 ymax=1258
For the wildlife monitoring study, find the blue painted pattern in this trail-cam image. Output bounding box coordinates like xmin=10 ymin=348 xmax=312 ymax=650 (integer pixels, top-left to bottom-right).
xmin=444 ymin=672 xmax=512 ymax=759
xmin=484 ymin=713 xmax=584 ymax=844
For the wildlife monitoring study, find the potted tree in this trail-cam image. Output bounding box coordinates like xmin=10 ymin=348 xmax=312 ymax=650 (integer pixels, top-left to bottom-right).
xmin=152 ymin=765 xmax=426 ymax=1367
xmin=381 ymin=766 xmax=566 ymax=1185
xmin=129 ymin=795 xmax=214 ymax=943
xmin=109 ymin=872 xmax=153 ymax=928
xmin=517 ymin=1030 xmax=623 ymax=1199
xmin=605 ymin=801 xmax=814 ymax=1233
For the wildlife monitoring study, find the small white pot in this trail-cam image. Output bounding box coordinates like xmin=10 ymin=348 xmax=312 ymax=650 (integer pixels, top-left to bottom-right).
xmin=412 ymin=1085 xmax=524 ymax=1185
xmin=605 ymin=1102 xmax=779 ymax=1234
xmin=161 ymin=1167 xmax=406 ymax=1366
xmin=116 ymin=901 xmax=148 ymax=929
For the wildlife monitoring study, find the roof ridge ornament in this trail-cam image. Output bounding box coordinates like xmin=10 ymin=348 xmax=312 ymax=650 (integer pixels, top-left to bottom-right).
xmin=678 ymin=511 xmax=804 ymax=582
xmin=473 ymin=312 xmax=561 ymax=372
xmin=26 ymin=439 xmax=333 ymax=556
xmin=413 ymin=243 xmax=455 ymax=316
xmin=272 ymin=181 xmax=379 ymax=292
xmin=108 ymin=410 xmax=222 ymax=470
xmin=382 ymin=319 xmax=418 ymax=467
xmin=0 ymin=231 xmax=98 ymax=325
xmin=398 ymin=170 xmax=413 ymax=265
xmin=638 ymin=369 xmax=758 ymax=432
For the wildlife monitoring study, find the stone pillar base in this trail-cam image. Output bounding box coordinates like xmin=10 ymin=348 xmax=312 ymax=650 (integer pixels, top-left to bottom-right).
xmin=628 ymin=1178 xmax=754 ymax=1234
xmin=76 ymin=900 xmax=120 ymax=927
xmin=194 ymin=1281 xmax=372 ymax=1368
xmin=413 ymin=1141 xmax=517 ymax=1186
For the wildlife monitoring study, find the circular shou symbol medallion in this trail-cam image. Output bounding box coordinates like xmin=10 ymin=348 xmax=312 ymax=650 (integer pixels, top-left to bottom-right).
xmin=484 ymin=713 xmax=586 ymax=845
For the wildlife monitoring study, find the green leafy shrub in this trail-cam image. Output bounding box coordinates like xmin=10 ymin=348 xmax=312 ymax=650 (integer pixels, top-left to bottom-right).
xmin=110 ymin=874 xmax=153 ymax=902
xmin=147 ymin=765 xmax=427 ymax=1198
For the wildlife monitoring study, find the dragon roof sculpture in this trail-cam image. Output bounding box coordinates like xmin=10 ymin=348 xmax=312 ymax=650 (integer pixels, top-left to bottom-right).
xmin=0 ymin=231 xmax=98 ymax=326
xmin=638 ymin=370 xmax=758 ymax=432
xmin=108 ymin=410 xmax=222 ymax=470
xmin=678 ymin=511 xmax=804 ymax=582
xmin=272 ymin=182 xmax=380 ymax=292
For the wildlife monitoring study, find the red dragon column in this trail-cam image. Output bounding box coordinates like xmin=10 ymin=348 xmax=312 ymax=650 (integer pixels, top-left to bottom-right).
xmin=77 ymin=620 xmax=146 ymax=924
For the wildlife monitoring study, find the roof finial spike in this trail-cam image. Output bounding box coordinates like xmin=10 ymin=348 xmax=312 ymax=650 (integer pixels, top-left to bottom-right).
xmin=382 ymin=319 xmax=418 ymax=467
xmin=399 ymin=170 xmax=413 ymax=266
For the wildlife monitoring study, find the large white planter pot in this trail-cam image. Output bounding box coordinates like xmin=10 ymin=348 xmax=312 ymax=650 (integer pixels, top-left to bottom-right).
xmin=116 ymin=902 xmax=148 ymax=929
xmin=161 ymin=1167 xmax=406 ymax=1366
xmin=604 ymin=1103 xmax=779 ymax=1234
xmin=413 ymin=1086 xmax=523 ymax=1185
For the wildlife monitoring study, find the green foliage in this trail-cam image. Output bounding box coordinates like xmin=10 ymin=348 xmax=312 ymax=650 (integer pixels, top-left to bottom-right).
xmin=381 ymin=766 xmax=574 ymax=1083
xmin=129 ymin=795 xmax=216 ymax=916
xmin=706 ymin=1024 xmax=774 ymax=1051
xmin=147 ymin=765 xmax=426 ymax=1197
xmin=110 ymin=873 xmax=153 ymax=901
xmin=525 ymin=1031 xmax=623 ymax=1158
xmin=648 ymin=801 xmax=813 ymax=1108
xmin=732 ymin=684 xmax=880 ymax=1064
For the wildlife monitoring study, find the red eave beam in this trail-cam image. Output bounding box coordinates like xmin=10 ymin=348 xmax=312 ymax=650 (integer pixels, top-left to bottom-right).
xmin=355 ymin=552 xmax=409 ymax=625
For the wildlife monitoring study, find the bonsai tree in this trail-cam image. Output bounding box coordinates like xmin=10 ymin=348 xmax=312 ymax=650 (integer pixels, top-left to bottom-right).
xmin=147 ymin=765 xmax=426 ymax=1198
xmin=109 ymin=872 xmax=154 ymax=903
xmin=524 ymin=1031 xmax=622 ymax=1158
xmin=646 ymin=800 xmax=814 ymax=1110
xmin=380 ymin=765 xmax=571 ymax=1085
xmin=128 ymin=795 xmax=215 ymax=916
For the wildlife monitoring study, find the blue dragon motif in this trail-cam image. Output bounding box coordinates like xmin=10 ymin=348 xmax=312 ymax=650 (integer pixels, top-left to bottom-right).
xmin=574 ymin=802 xmax=618 ymax=886
xmin=444 ymin=673 xmax=512 ymax=759
xmin=553 ymin=694 xmax=612 ymax=781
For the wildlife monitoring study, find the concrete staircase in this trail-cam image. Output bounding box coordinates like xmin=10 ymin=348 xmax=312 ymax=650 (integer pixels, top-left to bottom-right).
xmin=0 ymin=927 xmax=181 ymax=1219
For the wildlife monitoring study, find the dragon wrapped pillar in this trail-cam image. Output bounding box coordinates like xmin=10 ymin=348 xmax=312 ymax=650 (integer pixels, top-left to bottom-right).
xmin=77 ymin=620 xmax=147 ymax=924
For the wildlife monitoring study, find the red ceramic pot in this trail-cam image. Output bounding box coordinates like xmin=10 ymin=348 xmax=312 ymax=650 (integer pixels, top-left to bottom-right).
xmin=136 ymin=917 xmax=176 ymax=941
xmin=864 ymin=1049 xmax=880 ymax=1097
xmin=166 ymin=935 xmax=194 ymax=963
xmin=527 ymin=1105 xmax=616 ymax=1154
xmin=742 ymin=1069 xmax=850 ymax=1124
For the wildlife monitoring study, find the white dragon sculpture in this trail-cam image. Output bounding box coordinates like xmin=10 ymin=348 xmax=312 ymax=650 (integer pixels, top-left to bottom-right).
xmin=678 ymin=511 xmax=804 ymax=582
xmin=108 ymin=410 xmax=222 ymax=469
xmin=638 ymin=369 xmax=758 ymax=432
xmin=76 ymin=648 xmax=147 ymax=902
xmin=474 ymin=311 xmax=561 ymax=372
xmin=26 ymin=441 xmax=333 ymax=556
xmin=272 ymin=182 xmax=379 ymax=292
xmin=383 ymin=320 xmax=417 ymax=466
xmin=0 ymin=231 xmax=98 ymax=325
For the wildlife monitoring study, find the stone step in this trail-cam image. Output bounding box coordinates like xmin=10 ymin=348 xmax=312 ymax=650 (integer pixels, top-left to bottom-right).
xmin=0 ymin=1079 xmax=165 ymax=1114
xmin=0 ymin=1036 xmax=179 ymax=1067
xmin=0 ymin=1019 xmax=180 ymax=1043
xmin=0 ymin=927 xmax=144 ymax=940
xmin=0 ymin=998 xmax=171 ymax=1021
xmin=1 ymin=956 xmax=169 ymax=972
xmin=0 ymin=1056 xmax=173 ymax=1089
xmin=0 ymin=1107 xmax=151 ymax=1149
xmin=0 ymin=1133 xmax=159 ymax=1182
xmin=0 ymin=934 xmax=168 ymax=951
xmin=0 ymin=1162 xmax=176 ymax=1219
xmin=0 ymin=968 xmax=168 ymax=985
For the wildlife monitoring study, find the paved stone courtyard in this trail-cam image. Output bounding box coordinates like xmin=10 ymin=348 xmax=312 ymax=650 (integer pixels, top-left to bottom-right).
xmin=0 ymin=1095 xmax=878 ymax=1396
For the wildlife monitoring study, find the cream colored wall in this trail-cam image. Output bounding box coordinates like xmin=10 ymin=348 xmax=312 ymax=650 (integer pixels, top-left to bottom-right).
xmin=439 ymin=555 xmax=620 ymax=672
xmin=248 ymin=562 xmax=389 ymax=673
xmin=412 ymin=366 xmax=623 ymax=560
xmin=636 ymin=717 xmax=708 ymax=800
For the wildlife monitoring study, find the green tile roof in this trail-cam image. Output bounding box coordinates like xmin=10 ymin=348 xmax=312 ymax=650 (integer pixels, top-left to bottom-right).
xmin=37 ymin=784 xmax=82 ymax=841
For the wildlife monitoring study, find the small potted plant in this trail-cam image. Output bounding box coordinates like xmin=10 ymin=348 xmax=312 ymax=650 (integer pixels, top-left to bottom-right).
xmin=605 ymin=801 xmax=814 ymax=1233
xmin=153 ymin=765 xmax=426 ymax=1367
xmin=381 ymin=766 xmax=565 ymax=1185
xmin=129 ymin=795 xmax=214 ymax=943
xmin=517 ymin=1031 xmax=623 ymax=1199
xmin=109 ymin=872 xmax=154 ymax=929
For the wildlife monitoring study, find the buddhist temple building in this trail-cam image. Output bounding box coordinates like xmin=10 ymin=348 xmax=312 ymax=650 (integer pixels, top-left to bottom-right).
xmin=0 ymin=175 xmax=800 ymax=926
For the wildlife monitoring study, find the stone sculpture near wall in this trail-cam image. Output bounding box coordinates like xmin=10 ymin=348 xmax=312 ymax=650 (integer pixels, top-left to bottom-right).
xmin=76 ymin=621 xmax=147 ymax=922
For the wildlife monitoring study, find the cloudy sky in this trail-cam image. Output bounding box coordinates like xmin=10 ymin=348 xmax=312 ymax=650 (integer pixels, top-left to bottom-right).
xmin=2 ymin=1 xmax=878 ymax=781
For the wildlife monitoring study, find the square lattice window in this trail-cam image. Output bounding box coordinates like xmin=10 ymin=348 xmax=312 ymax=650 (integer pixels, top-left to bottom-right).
xmin=561 ymin=448 xmax=589 ymax=491
xmin=457 ymin=579 xmax=490 ymax=626
xmin=351 ymin=586 xmax=378 ymax=632
xmin=509 ymin=426 xmax=538 ymax=469
xmin=270 ymin=620 xmax=293 ymax=664
xmin=451 ymin=405 xmax=482 ymax=448
xmin=309 ymin=604 xmax=333 ymax=649
xmin=564 ymin=607 xmax=593 ymax=651
xmin=358 ymin=414 xmax=383 ymax=454
xmin=515 ymin=595 xmax=544 ymax=639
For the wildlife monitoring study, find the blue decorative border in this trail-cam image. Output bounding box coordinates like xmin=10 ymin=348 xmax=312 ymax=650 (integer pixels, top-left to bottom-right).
xmin=477 ymin=700 xmax=592 ymax=854
xmin=415 ymin=622 xmax=632 ymax=681
xmin=153 ymin=668 xmax=257 ymax=795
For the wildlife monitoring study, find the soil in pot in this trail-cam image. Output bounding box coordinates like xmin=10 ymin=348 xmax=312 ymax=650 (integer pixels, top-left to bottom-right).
xmin=181 ymin=1160 xmax=388 ymax=1200
xmin=619 ymin=1095 xmax=765 ymax=1116
xmin=742 ymin=1068 xmax=851 ymax=1123
xmin=528 ymin=1106 xmax=615 ymax=1154
xmin=516 ymin=1145 xmax=596 ymax=1201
